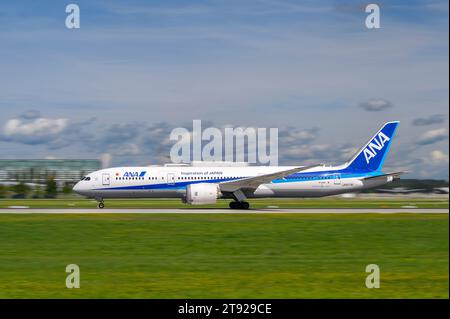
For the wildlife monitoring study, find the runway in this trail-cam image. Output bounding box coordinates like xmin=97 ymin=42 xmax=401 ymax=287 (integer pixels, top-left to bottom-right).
xmin=0 ymin=208 xmax=448 ymax=214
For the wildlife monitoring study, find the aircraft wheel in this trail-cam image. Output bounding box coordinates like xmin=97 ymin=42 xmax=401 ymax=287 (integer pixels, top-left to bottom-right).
xmin=229 ymin=201 xmax=238 ymax=209
xmin=229 ymin=201 xmax=250 ymax=209
xmin=98 ymin=202 xmax=105 ymax=209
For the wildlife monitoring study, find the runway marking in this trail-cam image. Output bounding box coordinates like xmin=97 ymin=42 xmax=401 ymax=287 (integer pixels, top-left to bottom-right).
xmin=0 ymin=208 xmax=448 ymax=214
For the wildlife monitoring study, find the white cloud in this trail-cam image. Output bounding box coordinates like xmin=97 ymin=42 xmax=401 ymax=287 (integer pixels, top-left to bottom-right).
xmin=359 ymin=99 xmax=393 ymax=112
xmin=412 ymin=114 xmax=446 ymax=126
xmin=430 ymin=150 xmax=449 ymax=164
xmin=415 ymin=127 xmax=448 ymax=145
xmin=115 ymin=143 xmax=141 ymax=156
xmin=279 ymin=127 xmax=319 ymax=144
xmin=2 ymin=117 xmax=68 ymax=144
xmin=282 ymin=143 xmax=354 ymax=166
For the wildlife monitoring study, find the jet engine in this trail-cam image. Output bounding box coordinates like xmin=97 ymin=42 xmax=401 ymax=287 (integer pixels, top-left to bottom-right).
xmin=185 ymin=183 xmax=221 ymax=205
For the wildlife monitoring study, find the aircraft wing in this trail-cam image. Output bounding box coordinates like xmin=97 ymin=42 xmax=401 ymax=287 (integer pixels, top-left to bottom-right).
xmin=219 ymin=165 xmax=321 ymax=193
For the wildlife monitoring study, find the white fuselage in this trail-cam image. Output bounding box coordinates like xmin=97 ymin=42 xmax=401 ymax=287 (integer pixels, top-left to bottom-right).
xmin=73 ymin=165 xmax=390 ymax=200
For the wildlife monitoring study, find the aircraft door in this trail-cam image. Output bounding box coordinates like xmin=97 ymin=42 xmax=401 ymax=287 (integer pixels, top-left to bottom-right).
xmin=167 ymin=173 xmax=175 ymax=185
xmin=102 ymin=173 xmax=110 ymax=186
xmin=334 ymin=174 xmax=341 ymax=185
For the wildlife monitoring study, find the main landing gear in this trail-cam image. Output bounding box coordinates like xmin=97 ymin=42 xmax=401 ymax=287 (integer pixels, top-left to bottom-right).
xmin=229 ymin=201 xmax=250 ymax=210
xmin=229 ymin=189 xmax=250 ymax=209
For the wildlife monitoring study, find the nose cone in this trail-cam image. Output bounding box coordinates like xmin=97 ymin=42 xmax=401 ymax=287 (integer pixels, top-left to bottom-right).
xmin=73 ymin=181 xmax=90 ymax=196
xmin=73 ymin=182 xmax=82 ymax=194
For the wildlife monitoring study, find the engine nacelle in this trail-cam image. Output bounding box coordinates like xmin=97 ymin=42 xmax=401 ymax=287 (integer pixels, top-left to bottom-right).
xmin=185 ymin=183 xmax=221 ymax=205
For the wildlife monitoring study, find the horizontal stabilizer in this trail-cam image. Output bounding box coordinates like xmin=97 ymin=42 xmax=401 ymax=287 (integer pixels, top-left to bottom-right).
xmin=363 ymin=171 xmax=407 ymax=181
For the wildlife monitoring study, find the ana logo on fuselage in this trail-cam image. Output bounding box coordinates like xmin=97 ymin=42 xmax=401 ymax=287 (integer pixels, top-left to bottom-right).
xmin=363 ymin=132 xmax=390 ymax=164
xmin=123 ymin=171 xmax=147 ymax=178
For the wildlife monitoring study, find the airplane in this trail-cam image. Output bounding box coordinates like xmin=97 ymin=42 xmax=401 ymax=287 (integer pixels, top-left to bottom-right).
xmin=73 ymin=121 xmax=404 ymax=209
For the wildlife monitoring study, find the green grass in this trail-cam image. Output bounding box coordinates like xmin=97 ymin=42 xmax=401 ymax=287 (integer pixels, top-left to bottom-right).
xmin=0 ymin=197 xmax=448 ymax=209
xmin=0 ymin=213 xmax=447 ymax=298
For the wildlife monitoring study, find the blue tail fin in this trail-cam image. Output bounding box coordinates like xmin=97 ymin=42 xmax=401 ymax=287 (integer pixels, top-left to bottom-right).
xmin=346 ymin=121 xmax=399 ymax=172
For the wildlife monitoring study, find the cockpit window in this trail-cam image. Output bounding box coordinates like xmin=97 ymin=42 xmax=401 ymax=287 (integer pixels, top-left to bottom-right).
xmin=81 ymin=177 xmax=91 ymax=181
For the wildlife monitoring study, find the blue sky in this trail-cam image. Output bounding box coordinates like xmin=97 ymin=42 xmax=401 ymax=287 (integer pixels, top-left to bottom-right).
xmin=0 ymin=0 xmax=448 ymax=179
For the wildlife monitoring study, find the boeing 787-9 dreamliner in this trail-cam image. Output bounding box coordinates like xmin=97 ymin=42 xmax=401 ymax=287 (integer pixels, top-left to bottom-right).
xmin=73 ymin=121 xmax=403 ymax=209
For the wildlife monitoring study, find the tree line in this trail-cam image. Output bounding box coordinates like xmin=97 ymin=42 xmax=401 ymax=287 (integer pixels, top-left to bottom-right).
xmin=0 ymin=179 xmax=74 ymax=199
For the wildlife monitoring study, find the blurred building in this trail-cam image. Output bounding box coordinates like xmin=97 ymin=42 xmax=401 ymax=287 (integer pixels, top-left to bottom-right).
xmin=0 ymin=159 xmax=101 ymax=183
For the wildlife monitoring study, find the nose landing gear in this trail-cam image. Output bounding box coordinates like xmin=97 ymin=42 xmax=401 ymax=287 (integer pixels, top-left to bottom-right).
xmin=96 ymin=198 xmax=105 ymax=209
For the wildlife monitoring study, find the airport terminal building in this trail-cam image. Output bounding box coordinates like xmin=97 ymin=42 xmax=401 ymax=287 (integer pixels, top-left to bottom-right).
xmin=0 ymin=159 xmax=101 ymax=183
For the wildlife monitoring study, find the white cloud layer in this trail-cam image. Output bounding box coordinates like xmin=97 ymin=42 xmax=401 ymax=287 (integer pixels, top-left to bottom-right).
xmin=415 ymin=128 xmax=448 ymax=145
xmin=430 ymin=150 xmax=449 ymax=164
xmin=2 ymin=117 xmax=68 ymax=145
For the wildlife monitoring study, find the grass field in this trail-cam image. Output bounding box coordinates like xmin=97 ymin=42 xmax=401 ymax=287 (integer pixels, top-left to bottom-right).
xmin=0 ymin=212 xmax=448 ymax=298
xmin=0 ymin=196 xmax=448 ymax=209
